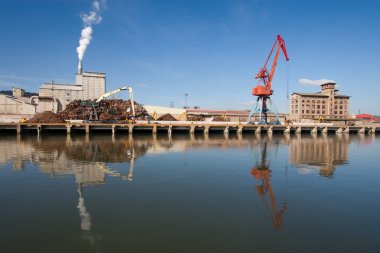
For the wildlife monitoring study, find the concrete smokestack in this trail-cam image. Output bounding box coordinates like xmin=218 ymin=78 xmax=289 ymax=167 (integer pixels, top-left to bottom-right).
xmin=77 ymin=60 xmax=83 ymax=74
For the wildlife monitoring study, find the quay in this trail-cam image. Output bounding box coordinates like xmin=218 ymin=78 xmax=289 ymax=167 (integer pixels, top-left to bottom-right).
xmin=0 ymin=122 xmax=378 ymax=135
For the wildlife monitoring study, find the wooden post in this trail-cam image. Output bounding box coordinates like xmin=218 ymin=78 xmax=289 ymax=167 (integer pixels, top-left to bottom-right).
xmin=129 ymin=125 xmax=133 ymax=135
xmin=224 ymin=126 xmax=229 ymax=135
xmin=168 ymin=125 xmax=172 ymax=135
xmin=359 ymin=127 xmax=365 ymax=133
xmin=237 ymin=125 xmax=243 ymax=134
xmin=284 ymin=126 xmax=291 ymax=134
xmin=343 ymin=127 xmax=350 ymax=134
xmin=152 ymin=125 xmax=157 ymax=134
xmin=322 ymin=127 xmax=328 ymax=134
xmin=336 ymin=127 xmax=343 ymax=134
xmin=85 ymin=124 xmax=90 ymax=134
xmin=296 ymin=127 xmax=302 ymax=134
xmin=311 ymin=127 xmax=317 ymax=134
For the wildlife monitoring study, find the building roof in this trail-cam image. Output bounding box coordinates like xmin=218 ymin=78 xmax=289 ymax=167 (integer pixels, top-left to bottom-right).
xmin=40 ymin=83 xmax=83 ymax=91
xmin=83 ymin=71 xmax=106 ymax=77
xmin=0 ymin=93 xmax=33 ymax=105
xmin=292 ymin=92 xmax=350 ymax=98
xmin=292 ymin=92 xmax=329 ymax=97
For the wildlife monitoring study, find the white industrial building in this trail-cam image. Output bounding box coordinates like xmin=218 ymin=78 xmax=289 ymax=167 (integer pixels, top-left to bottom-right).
xmin=0 ymin=88 xmax=36 ymax=122
xmin=36 ymin=63 xmax=106 ymax=112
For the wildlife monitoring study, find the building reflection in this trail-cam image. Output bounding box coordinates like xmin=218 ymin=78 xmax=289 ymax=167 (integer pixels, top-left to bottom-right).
xmin=289 ymin=134 xmax=349 ymax=177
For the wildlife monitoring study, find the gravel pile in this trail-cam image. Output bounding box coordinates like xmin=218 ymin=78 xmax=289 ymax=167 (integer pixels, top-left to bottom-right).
xmin=26 ymin=111 xmax=65 ymax=123
xmin=157 ymin=113 xmax=177 ymax=121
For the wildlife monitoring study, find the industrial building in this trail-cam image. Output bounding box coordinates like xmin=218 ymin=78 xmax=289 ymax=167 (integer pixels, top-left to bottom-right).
xmin=0 ymin=88 xmax=36 ymax=122
xmin=36 ymin=62 xmax=106 ymax=112
xmin=289 ymin=82 xmax=350 ymax=122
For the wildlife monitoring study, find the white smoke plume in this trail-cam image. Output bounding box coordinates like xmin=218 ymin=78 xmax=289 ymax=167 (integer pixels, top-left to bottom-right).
xmin=76 ymin=0 xmax=104 ymax=61
xmin=299 ymin=78 xmax=336 ymax=86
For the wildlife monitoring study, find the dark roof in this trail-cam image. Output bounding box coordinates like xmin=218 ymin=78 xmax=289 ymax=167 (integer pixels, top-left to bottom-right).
xmin=292 ymin=92 xmax=350 ymax=98
xmin=292 ymin=92 xmax=328 ymax=97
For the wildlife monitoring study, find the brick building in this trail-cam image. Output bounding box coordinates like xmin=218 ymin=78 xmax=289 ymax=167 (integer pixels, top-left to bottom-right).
xmin=289 ymin=82 xmax=350 ymax=121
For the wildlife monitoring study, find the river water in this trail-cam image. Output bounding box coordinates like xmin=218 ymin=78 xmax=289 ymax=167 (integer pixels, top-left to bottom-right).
xmin=0 ymin=133 xmax=379 ymax=253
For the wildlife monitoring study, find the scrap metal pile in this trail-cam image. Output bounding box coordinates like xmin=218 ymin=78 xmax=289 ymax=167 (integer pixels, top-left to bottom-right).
xmin=27 ymin=99 xmax=151 ymax=123
xmin=60 ymin=99 xmax=151 ymax=121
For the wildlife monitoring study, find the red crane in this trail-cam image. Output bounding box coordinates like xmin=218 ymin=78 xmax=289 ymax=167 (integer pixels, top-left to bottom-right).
xmin=248 ymin=35 xmax=289 ymax=124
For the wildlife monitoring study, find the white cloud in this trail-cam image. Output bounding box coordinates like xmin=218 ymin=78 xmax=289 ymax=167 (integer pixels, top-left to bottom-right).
xmin=299 ymin=78 xmax=335 ymax=86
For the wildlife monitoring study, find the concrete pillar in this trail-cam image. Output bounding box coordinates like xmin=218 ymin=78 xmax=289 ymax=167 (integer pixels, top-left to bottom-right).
xmin=343 ymin=127 xmax=350 ymax=134
xmin=284 ymin=126 xmax=291 ymax=134
xmin=237 ymin=125 xmax=243 ymax=134
xmin=359 ymin=127 xmax=365 ymax=133
xmin=296 ymin=127 xmax=302 ymax=134
xmin=371 ymin=127 xmax=377 ymax=134
xmin=85 ymin=124 xmax=90 ymax=134
xmin=267 ymin=126 xmax=273 ymax=135
xmin=322 ymin=127 xmax=328 ymax=134
xmin=190 ymin=125 xmax=195 ymax=134
xmin=224 ymin=126 xmax=229 ymax=135
xmin=255 ymin=126 xmax=261 ymax=135
xmin=168 ymin=125 xmax=172 ymax=135
xmin=37 ymin=124 xmax=42 ymax=135
xmin=66 ymin=124 xmax=71 ymax=134
xmin=16 ymin=124 xmax=21 ymax=135
xmin=204 ymin=125 xmax=209 ymax=135
xmin=152 ymin=125 xmax=157 ymax=134
xmin=336 ymin=127 xmax=343 ymax=134
xmin=311 ymin=127 xmax=317 ymax=134
xmin=112 ymin=124 xmax=116 ymax=135
xmin=129 ymin=125 xmax=133 ymax=134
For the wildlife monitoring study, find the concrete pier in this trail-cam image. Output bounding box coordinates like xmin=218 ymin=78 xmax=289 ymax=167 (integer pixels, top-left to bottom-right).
xmin=0 ymin=122 xmax=378 ymax=135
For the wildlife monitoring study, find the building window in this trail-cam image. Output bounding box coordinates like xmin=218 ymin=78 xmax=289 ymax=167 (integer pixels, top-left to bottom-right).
xmin=67 ymin=93 xmax=70 ymax=96
xmin=302 ymin=110 xmax=304 ymax=113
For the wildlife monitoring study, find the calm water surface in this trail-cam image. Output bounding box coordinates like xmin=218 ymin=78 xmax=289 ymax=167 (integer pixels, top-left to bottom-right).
xmin=0 ymin=133 xmax=379 ymax=253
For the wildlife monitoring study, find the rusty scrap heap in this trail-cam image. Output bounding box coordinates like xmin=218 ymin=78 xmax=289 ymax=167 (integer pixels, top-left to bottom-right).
xmin=27 ymin=99 xmax=151 ymax=123
xmin=59 ymin=99 xmax=150 ymax=121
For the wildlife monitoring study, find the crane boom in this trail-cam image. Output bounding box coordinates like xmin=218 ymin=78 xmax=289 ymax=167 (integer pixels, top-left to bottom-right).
xmin=252 ymin=34 xmax=289 ymax=96
xmin=96 ymin=86 xmax=135 ymax=117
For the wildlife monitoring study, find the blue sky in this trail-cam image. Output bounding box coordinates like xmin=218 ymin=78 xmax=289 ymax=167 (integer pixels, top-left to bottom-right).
xmin=0 ymin=0 xmax=379 ymax=114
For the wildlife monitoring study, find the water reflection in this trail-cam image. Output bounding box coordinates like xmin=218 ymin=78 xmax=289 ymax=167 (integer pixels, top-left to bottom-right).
xmin=289 ymin=134 xmax=349 ymax=177
xmin=251 ymin=141 xmax=287 ymax=230
xmin=0 ymin=132 xmax=376 ymax=237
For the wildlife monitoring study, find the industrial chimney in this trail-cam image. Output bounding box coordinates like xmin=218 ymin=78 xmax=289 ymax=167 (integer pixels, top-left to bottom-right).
xmin=77 ymin=60 xmax=83 ymax=74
